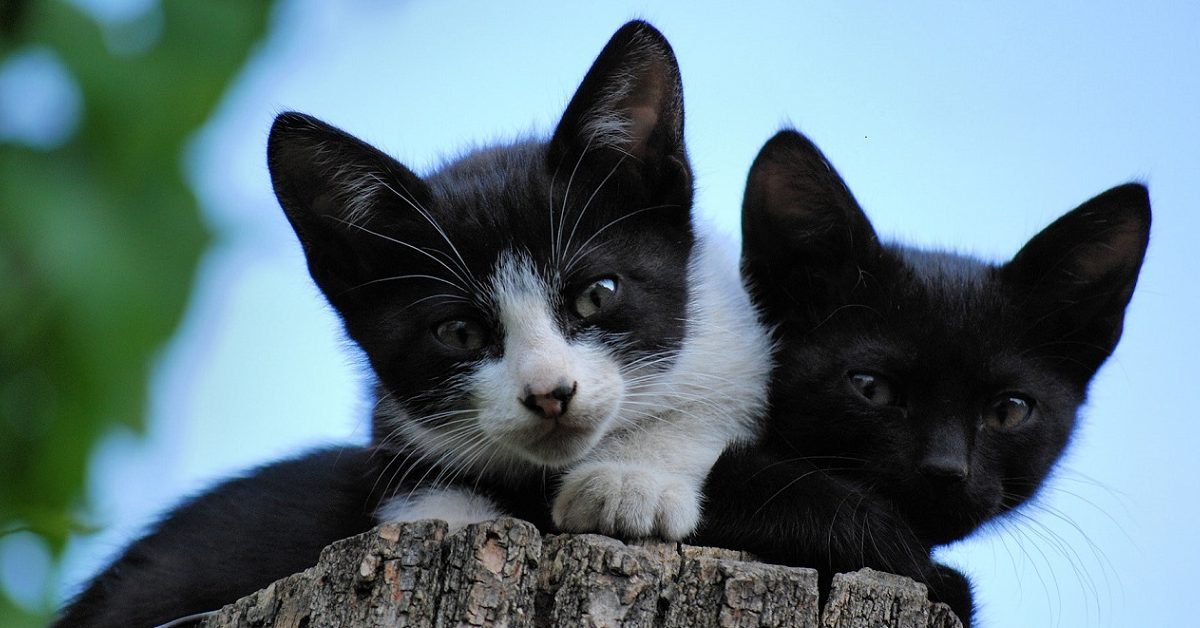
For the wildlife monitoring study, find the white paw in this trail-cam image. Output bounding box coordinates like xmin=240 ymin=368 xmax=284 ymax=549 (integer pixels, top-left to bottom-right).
xmin=375 ymin=487 xmax=504 ymax=532
xmin=552 ymin=462 xmax=701 ymax=540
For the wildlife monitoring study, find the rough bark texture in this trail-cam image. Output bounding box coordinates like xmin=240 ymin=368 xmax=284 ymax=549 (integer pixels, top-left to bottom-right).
xmin=199 ymin=518 xmax=960 ymax=628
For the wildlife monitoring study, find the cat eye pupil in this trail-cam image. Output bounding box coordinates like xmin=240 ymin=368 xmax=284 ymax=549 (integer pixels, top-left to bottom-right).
xmin=434 ymin=319 xmax=487 ymax=351
xmin=572 ymin=277 xmax=618 ymax=319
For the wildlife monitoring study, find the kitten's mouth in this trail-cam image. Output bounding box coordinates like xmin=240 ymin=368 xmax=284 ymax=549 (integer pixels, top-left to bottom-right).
xmin=515 ymin=421 xmax=601 ymax=467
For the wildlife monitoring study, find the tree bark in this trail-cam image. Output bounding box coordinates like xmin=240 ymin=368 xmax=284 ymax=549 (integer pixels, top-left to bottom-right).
xmin=199 ymin=518 xmax=960 ymax=628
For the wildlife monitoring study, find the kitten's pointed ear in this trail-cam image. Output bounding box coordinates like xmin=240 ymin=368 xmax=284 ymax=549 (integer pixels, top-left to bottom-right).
xmin=267 ymin=112 xmax=431 ymax=305
xmin=548 ymin=21 xmax=690 ymax=200
xmin=741 ymin=129 xmax=881 ymax=315
xmin=1002 ymin=183 xmax=1151 ymax=378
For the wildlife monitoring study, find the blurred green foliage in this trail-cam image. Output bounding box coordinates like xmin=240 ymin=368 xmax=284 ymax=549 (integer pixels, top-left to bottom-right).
xmin=0 ymin=0 xmax=271 ymax=623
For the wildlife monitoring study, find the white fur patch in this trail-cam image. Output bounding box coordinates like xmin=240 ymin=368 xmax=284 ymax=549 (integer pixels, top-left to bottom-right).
xmin=376 ymin=486 xmax=505 ymax=532
xmin=492 ymin=255 xmax=575 ymax=396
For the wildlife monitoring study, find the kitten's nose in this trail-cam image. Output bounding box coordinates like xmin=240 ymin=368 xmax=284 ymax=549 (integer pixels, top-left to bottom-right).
xmin=918 ymin=455 xmax=970 ymax=483
xmin=521 ymin=381 xmax=577 ymax=420
xmin=920 ymin=422 xmax=970 ymax=484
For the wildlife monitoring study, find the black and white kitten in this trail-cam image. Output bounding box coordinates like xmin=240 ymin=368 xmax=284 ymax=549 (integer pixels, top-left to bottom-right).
xmin=55 ymin=21 xmax=771 ymax=628
xmin=267 ymin=19 xmax=770 ymax=540
xmin=695 ymin=129 xmax=1150 ymax=626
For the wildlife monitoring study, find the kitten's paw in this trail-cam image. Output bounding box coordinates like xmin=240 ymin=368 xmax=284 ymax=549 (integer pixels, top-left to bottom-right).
xmin=552 ymin=462 xmax=701 ymax=540
xmin=375 ymin=487 xmax=504 ymax=532
xmin=925 ymin=562 xmax=974 ymax=627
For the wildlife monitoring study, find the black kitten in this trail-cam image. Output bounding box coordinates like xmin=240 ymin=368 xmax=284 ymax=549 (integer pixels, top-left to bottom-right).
xmin=696 ymin=129 xmax=1150 ymax=626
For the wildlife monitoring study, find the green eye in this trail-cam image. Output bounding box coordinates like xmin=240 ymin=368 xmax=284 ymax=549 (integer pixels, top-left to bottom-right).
xmin=571 ymin=277 xmax=618 ymax=319
xmin=433 ymin=319 xmax=488 ymax=351
xmin=848 ymin=372 xmax=900 ymax=406
xmin=983 ymin=394 xmax=1035 ymax=429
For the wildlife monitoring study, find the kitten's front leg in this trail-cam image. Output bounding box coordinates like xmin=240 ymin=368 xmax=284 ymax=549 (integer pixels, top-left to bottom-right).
xmin=552 ymin=428 xmax=726 ymax=540
xmin=693 ymin=445 xmax=975 ymax=627
xmin=552 ymin=460 xmax=702 ymax=539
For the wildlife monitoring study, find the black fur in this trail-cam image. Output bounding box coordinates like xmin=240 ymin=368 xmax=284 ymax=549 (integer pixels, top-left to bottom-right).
xmin=694 ymin=129 xmax=1150 ymax=626
xmin=53 ymin=448 xmax=377 ymax=628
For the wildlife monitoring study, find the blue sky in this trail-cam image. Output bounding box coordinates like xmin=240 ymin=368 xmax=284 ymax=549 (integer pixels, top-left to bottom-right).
xmin=40 ymin=1 xmax=1200 ymax=625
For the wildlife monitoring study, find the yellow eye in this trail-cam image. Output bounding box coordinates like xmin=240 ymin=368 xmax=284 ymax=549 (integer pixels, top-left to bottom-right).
xmin=984 ymin=395 xmax=1035 ymax=429
xmin=433 ymin=319 xmax=488 ymax=351
xmin=848 ymin=372 xmax=900 ymax=406
xmin=571 ymin=277 xmax=618 ymax=319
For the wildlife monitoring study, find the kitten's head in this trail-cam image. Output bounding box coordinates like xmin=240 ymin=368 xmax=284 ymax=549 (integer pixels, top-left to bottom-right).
xmin=743 ymin=130 xmax=1150 ymax=544
xmin=266 ymin=21 xmax=693 ymax=477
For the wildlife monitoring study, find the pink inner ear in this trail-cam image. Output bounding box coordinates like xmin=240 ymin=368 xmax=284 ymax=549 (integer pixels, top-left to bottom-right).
xmin=608 ymin=56 xmax=670 ymax=158
xmin=623 ymin=104 xmax=660 ymax=155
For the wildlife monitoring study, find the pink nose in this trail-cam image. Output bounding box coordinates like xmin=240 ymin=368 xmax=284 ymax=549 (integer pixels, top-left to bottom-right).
xmin=521 ymin=381 xmax=577 ymax=420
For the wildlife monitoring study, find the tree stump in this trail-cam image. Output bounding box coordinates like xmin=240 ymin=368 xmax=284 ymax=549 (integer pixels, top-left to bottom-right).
xmin=199 ymin=518 xmax=960 ymax=628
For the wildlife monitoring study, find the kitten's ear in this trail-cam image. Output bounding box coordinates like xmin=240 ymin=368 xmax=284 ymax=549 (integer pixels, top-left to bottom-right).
xmin=1002 ymin=183 xmax=1151 ymax=378
xmin=267 ymin=112 xmax=431 ymax=305
xmin=548 ymin=20 xmax=690 ymax=207
xmin=741 ymin=129 xmax=881 ymax=315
